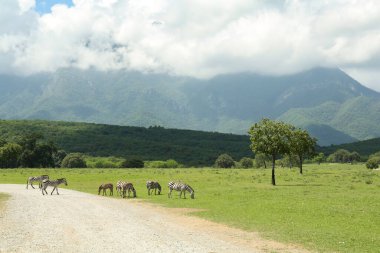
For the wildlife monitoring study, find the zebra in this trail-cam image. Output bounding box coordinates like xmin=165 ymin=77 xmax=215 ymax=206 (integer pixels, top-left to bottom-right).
xmin=119 ymin=181 xmax=136 ymax=198
xmin=41 ymin=178 xmax=68 ymax=195
xmin=26 ymin=175 xmax=49 ymax=189
xmin=146 ymin=181 xmax=161 ymax=195
xmin=98 ymin=183 xmax=113 ymax=196
xmin=168 ymin=181 xmax=195 ymax=199
xmin=116 ymin=180 xmax=124 ymax=197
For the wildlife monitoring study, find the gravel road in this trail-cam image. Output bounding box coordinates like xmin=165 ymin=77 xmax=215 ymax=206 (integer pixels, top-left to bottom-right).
xmin=0 ymin=184 xmax=308 ymax=253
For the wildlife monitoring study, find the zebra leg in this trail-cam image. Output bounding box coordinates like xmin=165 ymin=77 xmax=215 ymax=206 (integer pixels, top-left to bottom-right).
xmin=168 ymin=188 xmax=172 ymax=198
xmin=30 ymin=182 xmax=35 ymax=189
xmin=51 ymin=187 xmax=56 ymax=195
xmin=26 ymin=179 xmax=29 ymax=189
xmin=42 ymin=186 xmax=47 ymax=195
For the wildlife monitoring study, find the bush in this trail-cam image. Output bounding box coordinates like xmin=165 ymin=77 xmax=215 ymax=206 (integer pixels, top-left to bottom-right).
xmin=366 ymin=157 xmax=380 ymax=169
xmin=239 ymin=157 xmax=253 ymax=168
xmin=61 ymin=153 xmax=87 ymax=168
xmin=215 ymin=153 xmax=234 ymax=168
xmin=121 ymin=158 xmax=144 ymax=168
xmin=145 ymin=159 xmax=181 ymax=168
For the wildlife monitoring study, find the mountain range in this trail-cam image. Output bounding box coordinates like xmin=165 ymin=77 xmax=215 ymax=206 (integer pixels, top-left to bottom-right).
xmin=1 ymin=67 xmax=379 ymax=146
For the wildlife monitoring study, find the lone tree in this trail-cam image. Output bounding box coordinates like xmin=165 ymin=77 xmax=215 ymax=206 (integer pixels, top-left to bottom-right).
xmin=289 ymin=128 xmax=317 ymax=174
xmin=249 ymin=118 xmax=293 ymax=185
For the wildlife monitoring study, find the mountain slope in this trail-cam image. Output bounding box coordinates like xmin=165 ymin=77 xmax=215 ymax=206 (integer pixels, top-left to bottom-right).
xmin=0 ymin=67 xmax=379 ymax=145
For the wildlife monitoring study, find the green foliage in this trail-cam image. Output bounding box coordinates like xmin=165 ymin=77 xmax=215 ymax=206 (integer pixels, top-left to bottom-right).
xmin=249 ymin=118 xmax=294 ymax=185
xmin=366 ymin=157 xmax=379 ymax=169
xmin=121 ymin=158 xmax=144 ymax=168
xmin=319 ymin=137 xmax=380 ymax=158
xmin=145 ymin=159 xmax=182 ymax=168
xmin=254 ymin=153 xmax=270 ymax=168
xmin=0 ymin=120 xmax=251 ymax=166
xmin=53 ymin=150 xmax=67 ymax=168
xmin=61 ymin=153 xmax=87 ymax=168
xmin=239 ymin=157 xmax=253 ymax=168
xmin=278 ymin=154 xmax=299 ymax=168
xmin=326 ymin=149 xmax=361 ymax=164
xmin=85 ymin=156 xmax=123 ymax=168
xmin=215 ymin=153 xmax=235 ymax=168
xmin=0 ymin=143 xmax=23 ymax=168
xmin=289 ymin=128 xmax=317 ymax=174
xmin=312 ymin=152 xmax=325 ymax=164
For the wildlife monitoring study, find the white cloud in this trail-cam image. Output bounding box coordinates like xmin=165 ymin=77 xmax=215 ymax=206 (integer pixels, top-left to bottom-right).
xmin=18 ymin=0 xmax=35 ymax=14
xmin=0 ymin=0 xmax=380 ymax=90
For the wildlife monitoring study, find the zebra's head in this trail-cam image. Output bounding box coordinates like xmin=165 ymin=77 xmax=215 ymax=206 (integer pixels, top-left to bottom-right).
xmin=190 ymin=192 xmax=195 ymax=199
xmin=157 ymin=183 xmax=162 ymax=194
xmin=60 ymin=178 xmax=68 ymax=186
xmin=132 ymin=187 xmax=137 ymax=198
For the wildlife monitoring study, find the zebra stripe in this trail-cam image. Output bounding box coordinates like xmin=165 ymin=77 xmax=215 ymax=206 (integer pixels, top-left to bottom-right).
xmin=26 ymin=175 xmax=49 ymax=189
xmin=41 ymin=178 xmax=68 ymax=195
xmin=146 ymin=181 xmax=161 ymax=195
xmin=168 ymin=181 xmax=194 ymax=199
xmin=117 ymin=181 xmax=137 ymax=198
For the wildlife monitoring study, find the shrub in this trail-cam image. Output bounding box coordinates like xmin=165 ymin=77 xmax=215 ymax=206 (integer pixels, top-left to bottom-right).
xmin=215 ymin=153 xmax=234 ymax=168
xmin=145 ymin=159 xmax=181 ymax=168
xmin=61 ymin=153 xmax=87 ymax=168
xmin=240 ymin=157 xmax=253 ymax=168
xmin=366 ymin=157 xmax=380 ymax=169
xmin=121 ymin=158 xmax=144 ymax=168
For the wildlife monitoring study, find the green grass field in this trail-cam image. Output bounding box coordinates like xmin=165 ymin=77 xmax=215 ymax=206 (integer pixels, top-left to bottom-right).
xmin=0 ymin=164 xmax=379 ymax=252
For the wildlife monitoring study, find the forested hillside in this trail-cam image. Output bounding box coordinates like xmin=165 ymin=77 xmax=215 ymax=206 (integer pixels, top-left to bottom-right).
xmin=0 ymin=120 xmax=251 ymax=166
xmin=1 ymin=120 xmax=378 ymax=165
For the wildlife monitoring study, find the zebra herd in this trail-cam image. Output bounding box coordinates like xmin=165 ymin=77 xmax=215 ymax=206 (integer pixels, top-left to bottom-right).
xmin=26 ymin=175 xmax=195 ymax=199
xmin=26 ymin=175 xmax=68 ymax=195
xmin=99 ymin=180 xmax=195 ymax=199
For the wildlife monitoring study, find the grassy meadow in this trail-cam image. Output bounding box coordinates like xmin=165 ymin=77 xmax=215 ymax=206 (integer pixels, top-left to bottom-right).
xmin=0 ymin=164 xmax=379 ymax=252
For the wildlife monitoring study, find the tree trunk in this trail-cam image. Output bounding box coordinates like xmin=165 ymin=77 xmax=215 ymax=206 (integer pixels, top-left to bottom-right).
xmin=264 ymin=160 xmax=267 ymax=169
xmin=299 ymin=155 xmax=303 ymax=174
xmin=271 ymin=154 xmax=276 ymax=186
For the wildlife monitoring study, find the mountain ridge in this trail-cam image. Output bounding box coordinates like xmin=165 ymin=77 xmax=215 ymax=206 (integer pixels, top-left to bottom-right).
xmin=0 ymin=67 xmax=379 ymax=145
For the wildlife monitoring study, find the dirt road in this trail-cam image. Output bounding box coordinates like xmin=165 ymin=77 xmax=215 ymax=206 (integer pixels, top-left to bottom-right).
xmin=0 ymin=184 xmax=308 ymax=253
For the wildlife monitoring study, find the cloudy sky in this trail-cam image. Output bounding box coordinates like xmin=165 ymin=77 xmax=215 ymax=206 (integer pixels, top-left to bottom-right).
xmin=1 ymin=0 xmax=380 ymax=91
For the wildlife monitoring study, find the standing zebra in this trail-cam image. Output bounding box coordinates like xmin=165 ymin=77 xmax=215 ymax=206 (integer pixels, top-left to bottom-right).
xmin=168 ymin=181 xmax=195 ymax=199
xmin=116 ymin=180 xmax=124 ymax=197
xmin=26 ymin=175 xmax=49 ymax=189
xmin=41 ymin=178 xmax=68 ymax=195
xmin=146 ymin=181 xmax=161 ymax=195
xmin=98 ymin=183 xmax=113 ymax=196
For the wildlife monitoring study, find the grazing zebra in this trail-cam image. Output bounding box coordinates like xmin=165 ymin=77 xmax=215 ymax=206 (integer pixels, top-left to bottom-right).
xmin=98 ymin=183 xmax=113 ymax=196
xmin=168 ymin=181 xmax=195 ymax=199
xmin=122 ymin=182 xmax=137 ymax=198
xmin=116 ymin=180 xmax=123 ymax=197
xmin=41 ymin=178 xmax=68 ymax=195
xmin=146 ymin=181 xmax=161 ymax=195
xmin=26 ymin=175 xmax=49 ymax=189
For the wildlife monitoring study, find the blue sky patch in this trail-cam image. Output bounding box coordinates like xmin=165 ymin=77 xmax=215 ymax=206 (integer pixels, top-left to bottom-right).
xmin=35 ymin=0 xmax=74 ymax=14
